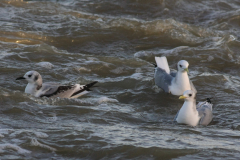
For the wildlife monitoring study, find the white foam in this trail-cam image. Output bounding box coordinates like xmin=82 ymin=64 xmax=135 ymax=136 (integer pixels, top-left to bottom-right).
xmin=75 ymin=67 xmax=91 ymax=72
xmin=130 ymin=73 xmax=143 ymax=80
xmin=0 ymin=143 xmax=31 ymax=154
xmin=47 ymin=116 xmax=58 ymax=122
xmin=34 ymin=132 xmax=49 ymax=138
xmin=110 ymin=67 xmax=124 ymax=74
xmin=208 ymin=56 xmax=214 ymax=62
xmin=96 ymin=18 xmax=103 ymax=22
xmin=134 ymin=46 xmax=189 ymax=58
xmin=0 ymin=129 xmax=11 ymax=137
xmin=228 ymin=35 xmax=236 ymax=42
xmin=9 ymin=130 xmax=49 ymax=139
xmin=134 ymin=51 xmax=153 ymax=58
xmin=98 ymin=97 xmax=118 ymax=104
xmin=36 ymin=62 xmax=54 ymax=69
xmin=30 ymin=138 xmax=56 ymax=152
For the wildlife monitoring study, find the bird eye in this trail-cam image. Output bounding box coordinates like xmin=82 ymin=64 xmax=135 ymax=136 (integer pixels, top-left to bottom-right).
xmin=28 ymin=75 xmax=32 ymax=78
xmin=179 ymin=65 xmax=182 ymax=67
xmin=189 ymin=94 xmax=192 ymax=97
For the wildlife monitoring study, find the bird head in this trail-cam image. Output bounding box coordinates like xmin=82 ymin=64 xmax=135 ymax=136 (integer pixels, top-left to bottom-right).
xmin=16 ymin=71 xmax=42 ymax=84
xmin=179 ymin=90 xmax=195 ymax=101
xmin=177 ymin=60 xmax=189 ymax=73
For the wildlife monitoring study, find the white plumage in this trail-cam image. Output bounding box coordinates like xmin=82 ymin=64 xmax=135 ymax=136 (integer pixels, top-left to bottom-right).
xmin=16 ymin=71 xmax=97 ymax=98
xmin=175 ymin=90 xmax=213 ymax=127
xmin=154 ymin=56 xmax=196 ymax=95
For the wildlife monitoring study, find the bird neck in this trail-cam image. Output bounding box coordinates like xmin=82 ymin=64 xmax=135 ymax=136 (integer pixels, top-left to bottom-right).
xmin=182 ymin=100 xmax=198 ymax=113
xmin=36 ymin=79 xmax=43 ymax=89
xmin=175 ymin=71 xmax=190 ymax=85
xmin=25 ymin=81 xmax=42 ymax=95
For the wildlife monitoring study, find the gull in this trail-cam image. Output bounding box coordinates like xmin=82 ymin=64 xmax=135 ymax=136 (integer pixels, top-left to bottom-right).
xmin=154 ymin=56 xmax=196 ymax=95
xmin=174 ymin=90 xmax=213 ymax=127
xmin=16 ymin=71 xmax=98 ymax=98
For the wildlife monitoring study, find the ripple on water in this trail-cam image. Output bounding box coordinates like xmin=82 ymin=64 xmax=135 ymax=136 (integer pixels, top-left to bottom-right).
xmin=0 ymin=0 xmax=240 ymax=159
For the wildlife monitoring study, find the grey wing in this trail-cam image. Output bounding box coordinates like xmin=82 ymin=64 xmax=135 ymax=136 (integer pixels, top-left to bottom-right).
xmin=39 ymin=83 xmax=75 ymax=98
xmin=197 ymin=102 xmax=213 ymax=126
xmin=154 ymin=68 xmax=173 ymax=93
xmin=173 ymin=110 xmax=180 ymax=122
xmin=170 ymin=71 xmax=177 ymax=77
xmin=196 ymin=101 xmax=205 ymax=109
xmin=40 ymin=83 xmax=59 ymax=96
xmin=190 ymin=80 xmax=197 ymax=93
xmin=44 ymin=82 xmax=61 ymax=85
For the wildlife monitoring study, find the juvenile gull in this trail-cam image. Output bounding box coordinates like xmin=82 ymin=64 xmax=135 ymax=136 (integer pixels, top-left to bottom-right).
xmin=154 ymin=56 xmax=196 ymax=95
xmin=174 ymin=90 xmax=213 ymax=127
xmin=16 ymin=71 xmax=97 ymax=98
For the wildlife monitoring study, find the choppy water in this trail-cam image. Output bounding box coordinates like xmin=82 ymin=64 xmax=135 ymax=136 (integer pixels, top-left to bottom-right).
xmin=0 ymin=0 xmax=240 ymax=159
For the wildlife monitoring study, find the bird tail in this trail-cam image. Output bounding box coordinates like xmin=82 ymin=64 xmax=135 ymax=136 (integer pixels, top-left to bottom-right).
xmin=70 ymin=81 xmax=98 ymax=99
xmin=155 ymin=56 xmax=170 ymax=74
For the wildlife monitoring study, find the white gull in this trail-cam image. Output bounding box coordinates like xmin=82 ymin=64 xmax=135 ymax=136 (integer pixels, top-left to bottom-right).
xmin=154 ymin=56 xmax=196 ymax=95
xmin=16 ymin=71 xmax=97 ymax=98
xmin=175 ymin=90 xmax=213 ymax=127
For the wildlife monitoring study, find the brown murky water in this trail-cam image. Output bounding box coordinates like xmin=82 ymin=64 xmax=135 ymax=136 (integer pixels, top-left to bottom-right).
xmin=0 ymin=0 xmax=240 ymax=159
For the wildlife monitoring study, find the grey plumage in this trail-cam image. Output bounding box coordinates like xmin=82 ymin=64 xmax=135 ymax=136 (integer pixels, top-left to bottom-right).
xmin=39 ymin=84 xmax=75 ymax=98
xmin=196 ymin=101 xmax=213 ymax=126
xmin=154 ymin=68 xmax=173 ymax=93
xmin=38 ymin=82 xmax=98 ymax=98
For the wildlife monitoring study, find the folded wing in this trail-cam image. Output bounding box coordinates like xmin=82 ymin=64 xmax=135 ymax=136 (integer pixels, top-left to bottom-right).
xmin=39 ymin=81 xmax=98 ymax=98
xmin=39 ymin=84 xmax=76 ymax=98
xmin=197 ymin=101 xmax=213 ymax=126
xmin=154 ymin=68 xmax=173 ymax=93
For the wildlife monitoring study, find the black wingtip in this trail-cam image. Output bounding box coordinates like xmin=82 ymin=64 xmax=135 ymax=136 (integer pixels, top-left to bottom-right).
xmin=85 ymin=81 xmax=98 ymax=91
xmin=85 ymin=81 xmax=98 ymax=88
xmin=70 ymin=81 xmax=98 ymax=97
xmin=206 ymin=97 xmax=213 ymax=104
xmin=151 ymin=63 xmax=157 ymax=68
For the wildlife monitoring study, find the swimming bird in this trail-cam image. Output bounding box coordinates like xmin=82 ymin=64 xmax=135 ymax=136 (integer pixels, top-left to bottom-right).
xmin=16 ymin=71 xmax=97 ymax=98
xmin=154 ymin=56 xmax=196 ymax=95
xmin=174 ymin=90 xmax=213 ymax=127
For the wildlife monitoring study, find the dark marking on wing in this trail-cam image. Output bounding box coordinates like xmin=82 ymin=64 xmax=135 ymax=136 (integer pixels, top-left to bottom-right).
xmin=40 ymin=85 xmax=75 ymax=97
xmin=70 ymin=81 xmax=98 ymax=97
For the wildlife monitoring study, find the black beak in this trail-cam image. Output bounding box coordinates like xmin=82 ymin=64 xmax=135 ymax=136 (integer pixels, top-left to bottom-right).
xmin=16 ymin=77 xmax=25 ymax=80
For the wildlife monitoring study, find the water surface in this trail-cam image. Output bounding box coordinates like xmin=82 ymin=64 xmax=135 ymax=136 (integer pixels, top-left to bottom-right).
xmin=0 ymin=0 xmax=240 ymax=159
